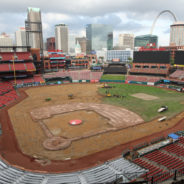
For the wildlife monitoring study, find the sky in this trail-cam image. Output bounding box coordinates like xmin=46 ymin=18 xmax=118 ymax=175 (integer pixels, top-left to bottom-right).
xmin=0 ymin=0 xmax=184 ymax=47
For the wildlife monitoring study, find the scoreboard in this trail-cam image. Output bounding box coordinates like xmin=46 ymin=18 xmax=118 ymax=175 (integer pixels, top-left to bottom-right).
xmin=133 ymin=51 xmax=170 ymax=64
xmin=174 ymin=51 xmax=184 ymax=65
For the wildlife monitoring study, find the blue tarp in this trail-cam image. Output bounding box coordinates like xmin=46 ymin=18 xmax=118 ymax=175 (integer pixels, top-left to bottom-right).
xmin=168 ymin=133 xmax=179 ymax=140
xmin=164 ymin=79 xmax=170 ymax=83
xmin=92 ymin=66 xmax=101 ymax=70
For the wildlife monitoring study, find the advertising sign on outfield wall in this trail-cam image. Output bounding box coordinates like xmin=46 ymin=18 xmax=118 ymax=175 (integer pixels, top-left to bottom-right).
xmin=147 ymin=82 xmax=155 ymax=86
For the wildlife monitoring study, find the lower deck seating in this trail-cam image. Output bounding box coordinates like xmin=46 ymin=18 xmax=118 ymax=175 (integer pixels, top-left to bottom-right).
xmin=133 ymin=137 xmax=184 ymax=183
xmin=170 ymin=70 xmax=184 ymax=80
xmin=0 ymin=82 xmax=13 ymax=95
xmin=106 ymin=158 xmax=146 ymax=181
xmin=126 ymin=75 xmax=161 ymax=83
xmin=10 ymin=75 xmax=45 ymax=86
xmin=178 ymin=137 xmax=184 ymax=144
xmin=130 ymin=68 xmax=169 ymax=75
xmin=0 ymin=82 xmax=18 ymax=107
xmin=163 ymin=143 xmax=184 ymax=157
xmin=144 ymin=150 xmax=184 ymax=170
xmin=0 ymin=157 xmax=146 ymax=184
xmin=134 ymin=158 xmax=165 ymax=181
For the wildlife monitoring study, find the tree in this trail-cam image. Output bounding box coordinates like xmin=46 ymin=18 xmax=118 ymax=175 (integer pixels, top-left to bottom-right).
xmin=170 ymin=57 xmax=175 ymax=65
xmin=127 ymin=57 xmax=133 ymax=63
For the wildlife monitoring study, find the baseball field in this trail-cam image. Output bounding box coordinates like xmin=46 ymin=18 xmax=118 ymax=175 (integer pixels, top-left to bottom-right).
xmin=7 ymin=83 xmax=184 ymax=163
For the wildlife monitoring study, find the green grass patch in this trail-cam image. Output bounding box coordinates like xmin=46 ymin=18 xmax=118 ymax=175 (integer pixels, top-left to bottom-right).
xmin=99 ymin=83 xmax=184 ymax=122
xmin=100 ymin=74 xmax=126 ymax=80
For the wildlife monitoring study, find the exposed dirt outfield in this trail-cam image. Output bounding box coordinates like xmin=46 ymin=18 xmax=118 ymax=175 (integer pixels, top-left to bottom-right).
xmin=0 ymin=83 xmax=184 ymax=172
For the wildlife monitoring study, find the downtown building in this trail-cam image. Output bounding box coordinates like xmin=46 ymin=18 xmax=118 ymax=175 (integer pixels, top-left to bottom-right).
xmin=55 ymin=24 xmax=68 ymax=53
xmin=170 ymin=21 xmax=184 ymax=46
xmin=119 ymin=34 xmax=134 ymax=50
xmin=107 ymin=50 xmax=133 ymax=63
xmin=46 ymin=37 xmax=55 ymax=51
xmin=75 ymin=37 xmax=87 ymax=54
xmin=86 ymin=24 xmax=113 ymax=54
xmin=68 ymin=31 xmax=76 ymax=55
xmin=26 ymin=7 xmax=43 ymax=52
xmin=15 ymin=27 xmax=27 ymax=52
xmin=134 ymin=34 xmax=158 ymax=48
xmin=0 ymin=33 xmax=13 ymax=52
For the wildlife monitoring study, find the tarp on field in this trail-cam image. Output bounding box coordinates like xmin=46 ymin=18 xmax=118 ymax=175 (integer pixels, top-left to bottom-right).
xmin=168 ymin=133 xmax=179 ymax=140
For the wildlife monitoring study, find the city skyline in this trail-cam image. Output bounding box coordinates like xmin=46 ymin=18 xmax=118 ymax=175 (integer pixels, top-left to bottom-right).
xmin=0 ymin=0 xmax=184 ymax=46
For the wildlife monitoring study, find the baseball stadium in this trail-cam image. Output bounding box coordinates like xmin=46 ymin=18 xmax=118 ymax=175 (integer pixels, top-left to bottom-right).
xmin=0 ymin=48 xmax=184 ymax=184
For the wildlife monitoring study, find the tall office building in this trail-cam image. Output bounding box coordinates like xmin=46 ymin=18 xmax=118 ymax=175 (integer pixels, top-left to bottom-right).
xmin=46 ymin=37 xmax=55 ymax=50
xmin=26 ymin=7 xmax=43 ymax=51
xmin=55 ymin=24 xmax=68 ymax=53
xmin=119 ymin=34 xmax=134 ymax=50
xmin=75 ymin=37 xmax=86 ymax=54
xmin=86 ymin=24 xmax=113 ymax=53
xmin=170 ymin=22 xmax=184 ymax=46
xmin=15 ymin=27 xmax=27 ymax=51
xmin=68 ymin=31 xmax=75 ymax=55
xmin=134 ymin=34 xmax=158 ymax=48
xmin=0 ymin=33 xmax=13 ymax=52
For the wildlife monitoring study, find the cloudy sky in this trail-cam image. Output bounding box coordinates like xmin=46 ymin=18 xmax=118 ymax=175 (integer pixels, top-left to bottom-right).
xmin=0 ymin=0 xmax=184 ymax=46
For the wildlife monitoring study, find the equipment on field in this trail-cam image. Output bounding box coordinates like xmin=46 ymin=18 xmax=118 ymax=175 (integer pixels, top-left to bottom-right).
xmin=101 ymin=83 xmax=113 ymax=88
xmin=113 ymin=94 xmax=125 ymax=99
xmin=106 ymin=93 xmax=112 ymax=97
xmin=158 ymin=106 xmax=168 ymax=113
xmin=158 ymin=116 xmax=167 ymax=122
xmin=68 ymin=94 xmax=74 ymax=99
xmin=105 ymin=90 xmax=112 ymax=97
